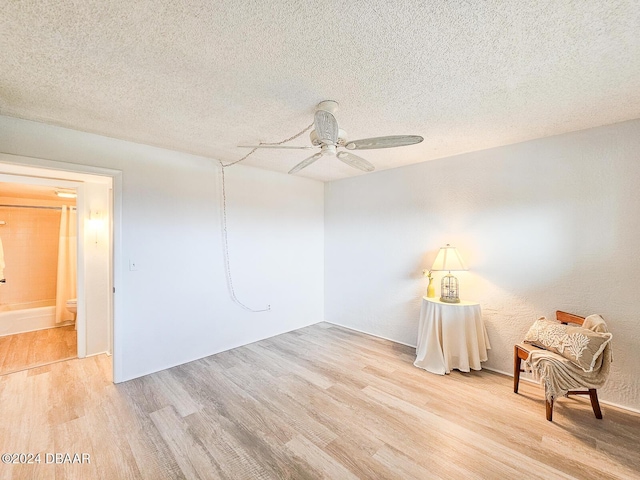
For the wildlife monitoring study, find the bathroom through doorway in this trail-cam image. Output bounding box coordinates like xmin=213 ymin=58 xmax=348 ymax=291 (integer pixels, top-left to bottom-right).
xmin=0 ymin=159 xmax=116 ymax=379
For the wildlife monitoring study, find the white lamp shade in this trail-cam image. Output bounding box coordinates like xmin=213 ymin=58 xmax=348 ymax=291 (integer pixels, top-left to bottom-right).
xmin=430 ymin=244 xmax=468 ymax=272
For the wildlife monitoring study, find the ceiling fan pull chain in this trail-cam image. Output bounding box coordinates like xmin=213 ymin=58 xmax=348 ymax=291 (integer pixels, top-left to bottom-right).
xmin=217 ymin=121 xmax=314 ymax=312
xmin=222 ymin=122 xmax=314 ymax=167
xmin=261 ymin=122 xmax=314 ymax=146
xmin=219 ymin=165 xmax=270 ymax=312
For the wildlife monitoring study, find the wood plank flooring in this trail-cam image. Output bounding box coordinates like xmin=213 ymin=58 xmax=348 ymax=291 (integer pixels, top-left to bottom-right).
xmin=1 ymin=322 xmax=639 ymax=479
xmin=0 ymin=325 xmax=76 ymax=376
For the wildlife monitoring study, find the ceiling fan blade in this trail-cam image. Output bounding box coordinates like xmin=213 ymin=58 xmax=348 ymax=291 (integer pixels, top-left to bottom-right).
xmin=336 ymin=151 xmax=375 ymax=172
xmin=238 ymin=145 xmax=314 ymax=149
xmin=314 ymin=110 xmax=339 ymax=145
xmin=345 ymin=135 xmax=424 ymax=150
xmin=288 ymin=152 xmax=323 ymax=174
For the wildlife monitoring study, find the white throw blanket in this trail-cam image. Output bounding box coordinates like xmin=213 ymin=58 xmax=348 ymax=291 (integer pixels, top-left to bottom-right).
xmin=525 ymin=314 xmax=612 ymax=401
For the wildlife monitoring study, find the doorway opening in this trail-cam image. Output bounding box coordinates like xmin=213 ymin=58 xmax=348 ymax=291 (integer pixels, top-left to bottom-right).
xmin=0 ymin=155 xmax=119 ymax=381
xmin=0 ymin=181 xmax=78 ymax=374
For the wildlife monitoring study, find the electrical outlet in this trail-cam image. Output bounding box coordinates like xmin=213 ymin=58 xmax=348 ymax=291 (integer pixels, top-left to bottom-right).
xmin=129 ymin=259 xmax=138 ymax=271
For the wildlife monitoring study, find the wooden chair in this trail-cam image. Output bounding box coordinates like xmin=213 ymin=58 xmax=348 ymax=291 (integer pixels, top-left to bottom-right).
xmin=513 ymin=310 xmax=603 ymax=422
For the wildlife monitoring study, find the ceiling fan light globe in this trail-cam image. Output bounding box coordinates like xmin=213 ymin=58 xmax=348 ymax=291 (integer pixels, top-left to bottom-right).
xmin=322 ymin=145 xmax=337 ymax=156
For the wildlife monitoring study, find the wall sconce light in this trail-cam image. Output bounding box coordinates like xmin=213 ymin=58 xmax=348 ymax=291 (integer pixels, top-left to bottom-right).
xmin=88 ymin=210 xmax=104 ymax=244
xmin=89 ymin=210 xmax=102 ymax=225
xmin=430 ymin=244 xmax=468 ymax=303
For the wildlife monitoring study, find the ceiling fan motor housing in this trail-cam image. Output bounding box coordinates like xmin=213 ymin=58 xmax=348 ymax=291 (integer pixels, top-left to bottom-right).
xmin=310 ymin=129 xmax=347 ymax=147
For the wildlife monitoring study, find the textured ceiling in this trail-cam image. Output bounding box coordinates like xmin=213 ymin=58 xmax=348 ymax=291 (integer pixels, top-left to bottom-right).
xmin=1 ymin=1 xmax=639 ymax=182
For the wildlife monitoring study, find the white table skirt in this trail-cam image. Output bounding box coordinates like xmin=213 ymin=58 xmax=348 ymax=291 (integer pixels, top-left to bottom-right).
xmin=414 ymin=297 xmax=491 ymax=375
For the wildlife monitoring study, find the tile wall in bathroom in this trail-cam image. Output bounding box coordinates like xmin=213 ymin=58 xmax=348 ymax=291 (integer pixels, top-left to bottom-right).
xmin=0 ymin=205 xmax=61 ymax=305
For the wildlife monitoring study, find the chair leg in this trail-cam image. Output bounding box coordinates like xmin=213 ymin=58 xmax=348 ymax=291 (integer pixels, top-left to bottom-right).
xmin=546 ymin=397 xmax=554 ymax=421
xmin=514 ymin=346 xmax=521 ymax=394
xmin=589 ymin=389 xmax=603 ymax=419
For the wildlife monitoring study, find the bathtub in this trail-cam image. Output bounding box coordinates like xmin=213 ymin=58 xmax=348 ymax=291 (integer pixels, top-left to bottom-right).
xmin=0 ymin=300 xmax=57 ymax=337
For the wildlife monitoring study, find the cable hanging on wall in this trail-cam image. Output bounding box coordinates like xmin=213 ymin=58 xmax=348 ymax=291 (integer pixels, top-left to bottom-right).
xmin=218 ymin=121 xmax=314 ymax=312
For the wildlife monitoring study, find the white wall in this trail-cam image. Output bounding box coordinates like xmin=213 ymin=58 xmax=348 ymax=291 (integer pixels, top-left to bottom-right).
xmin=325 ymin=119 xmax=640 ymax=411
xmin=0 ymin=115 xmax=325 ymax=382
xmin=4 ymin=113 xmax=638 ymax=411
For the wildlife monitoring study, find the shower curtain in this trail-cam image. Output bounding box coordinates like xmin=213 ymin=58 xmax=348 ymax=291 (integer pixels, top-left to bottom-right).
xmin=55 ymin=206 xmax=77 ymax=323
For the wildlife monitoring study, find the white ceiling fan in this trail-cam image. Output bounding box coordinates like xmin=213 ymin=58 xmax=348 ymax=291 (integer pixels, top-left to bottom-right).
xmin=239 ymin=100 xmax=424 ymax=174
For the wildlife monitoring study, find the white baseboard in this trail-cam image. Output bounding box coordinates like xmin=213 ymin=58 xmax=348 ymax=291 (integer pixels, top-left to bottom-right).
xmin=598 ymin=399 xmax=640 ymax=415
xmin=482 ymin=368 xmax=640 ymax=414
xmin=324 ymin=321 xmax=417 ymax=348
xmin=324 ymin=322 xmax=640 ymax=416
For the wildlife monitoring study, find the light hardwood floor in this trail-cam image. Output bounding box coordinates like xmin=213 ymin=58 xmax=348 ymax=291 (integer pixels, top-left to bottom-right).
xmin=0 ymin=325 xmax=76 ymax=376
xmin=1 ymin=322 xmax=639 ymax=479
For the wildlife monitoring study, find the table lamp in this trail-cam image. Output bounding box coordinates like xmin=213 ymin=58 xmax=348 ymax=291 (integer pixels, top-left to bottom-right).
xmin=430 ymin=244 xmax=468 ymax=303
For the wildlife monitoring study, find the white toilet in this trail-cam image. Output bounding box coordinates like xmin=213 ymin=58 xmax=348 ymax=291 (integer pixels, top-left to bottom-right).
xmin=66 ymin=298 xmax=77 ymax=319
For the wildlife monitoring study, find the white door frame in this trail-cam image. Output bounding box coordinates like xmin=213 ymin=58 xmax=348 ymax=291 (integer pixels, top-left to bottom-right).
xmin=0 ymin=153 xmax=123 ymax=382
